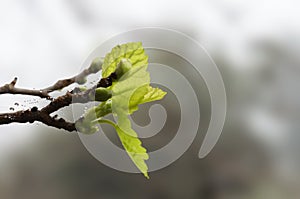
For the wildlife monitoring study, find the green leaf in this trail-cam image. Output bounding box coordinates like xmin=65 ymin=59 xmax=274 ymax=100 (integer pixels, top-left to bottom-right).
xmin=95 ymin=117 xmax=149 ymax=179
xmin=77 ymin=42 xmax=167 ymax=178
xmin=115 ymin=124 xmax=149 ymax=179
xmin=115 ymin=58 xmax=132 ymax=78
xmin=129 ymin=85 xmax=167 ymax=113
xmin=110 ymin=59 xmax=151 ymax=178
xmin=111 ymin=64 xmax=150 ymax=135
xmin=102 ymin=42 xmax=148 ymax=78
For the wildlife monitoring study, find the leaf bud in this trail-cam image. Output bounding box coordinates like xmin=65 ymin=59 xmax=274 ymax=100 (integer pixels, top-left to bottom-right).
xmin=90 ymin=57 xmax=104 ymax=73
xmin=95 ymin=87 xmax=112 ymax=101
xmin=115 ymin=58 xmax=132 ymax=78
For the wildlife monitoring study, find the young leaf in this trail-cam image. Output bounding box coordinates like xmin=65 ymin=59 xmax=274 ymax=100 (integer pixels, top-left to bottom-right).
xmin=95 ymin=115 xmax=149 ymax=178
xmin=111 ymin=64 xmax=149 ymax=134
xmin=115 ymin=124 xmax=149 ymax=179
xmin=129 ymin=85 xmax=167 ymax=113
xmin=102 ymin=42 xmax=148 ymax=78
xmin=77 ymin=42 xmax=167 ymax=178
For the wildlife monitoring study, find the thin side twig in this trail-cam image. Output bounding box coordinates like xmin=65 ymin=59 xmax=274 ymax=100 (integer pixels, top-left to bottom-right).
xmin=0 ymin=58 xmax=102 ymax=99
xmin=0 ymin=77 xmax=50 ymax=98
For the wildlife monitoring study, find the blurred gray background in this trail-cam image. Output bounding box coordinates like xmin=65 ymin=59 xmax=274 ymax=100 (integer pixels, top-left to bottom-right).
xmin=1 ymin=0 xmax=300 ymax=198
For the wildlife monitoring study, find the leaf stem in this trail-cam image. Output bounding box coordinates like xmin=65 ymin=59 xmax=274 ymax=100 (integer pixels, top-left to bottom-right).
xmin=94 ymin=118 xmax=116 ymax=127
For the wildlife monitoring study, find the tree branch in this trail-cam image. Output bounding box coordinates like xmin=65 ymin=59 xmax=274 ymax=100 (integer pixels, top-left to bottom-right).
xmin=0 ymin=58 xmax=116 ymax=132
xmin=0 ymin=58 xmax=103 ymax=99
xmin=0 ymin=108 xmax=76 ymax=131
xmin=41 ymin=61 xmax=101 ymax=93
xmin=0 ymin=77 xmax=50 ymax=98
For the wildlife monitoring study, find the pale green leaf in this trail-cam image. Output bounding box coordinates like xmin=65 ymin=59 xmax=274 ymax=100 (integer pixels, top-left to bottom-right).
xmin=110 ymin=60 xmax=150 ymax=178
xmin=111 ymin=64 xmax=150 ymax=136
xmin=102 ymin=42 xmax=148 ymax=78
xmin=115 ymin=125 xmax=149 ymax=179
xmin=77 ymin=42 xmax=167 ymax=178
xmin=129 ymin=85 xmax=167 ymax=113
xmin=95 ymin=116 xmax=149 ymax=178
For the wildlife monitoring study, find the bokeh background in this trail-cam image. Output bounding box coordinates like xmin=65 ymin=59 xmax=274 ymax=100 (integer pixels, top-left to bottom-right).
xmin=1 ymin=0 xmax=300 ymax=198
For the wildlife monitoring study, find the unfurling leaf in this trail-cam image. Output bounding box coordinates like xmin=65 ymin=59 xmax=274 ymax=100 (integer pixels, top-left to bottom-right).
xmin=129 ymin=85 xmax=166 ymax=113
xmin=76 ymin=42 xmax=166 ymax=178
xmin=101 ymin=42 xmax=148 ymax=78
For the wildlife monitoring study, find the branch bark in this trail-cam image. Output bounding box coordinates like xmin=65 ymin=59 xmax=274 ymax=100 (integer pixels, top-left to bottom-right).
xmin=0 ymin=59 xmax=115 ymax=132
xmin=0 ymin=59 xmax=101 ymax=99
xmin=0 ymin=77 xmax=50 ymax=98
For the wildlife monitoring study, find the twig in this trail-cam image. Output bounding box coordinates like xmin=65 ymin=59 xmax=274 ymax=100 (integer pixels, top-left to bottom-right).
xmin=0 ymin=108 xmax=76 ymax=131
xmin=0 ymin=69 xmax=116 ymax=132
xmin=42 ymin=62 xmax=100 ymax=92
xmin=0 ymin=77 xmax=50 ymax=98
xmin=0 ymin=58 xmax=102 ymax=99
xmin=0 ymin=90 xmax=95 ymax=131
